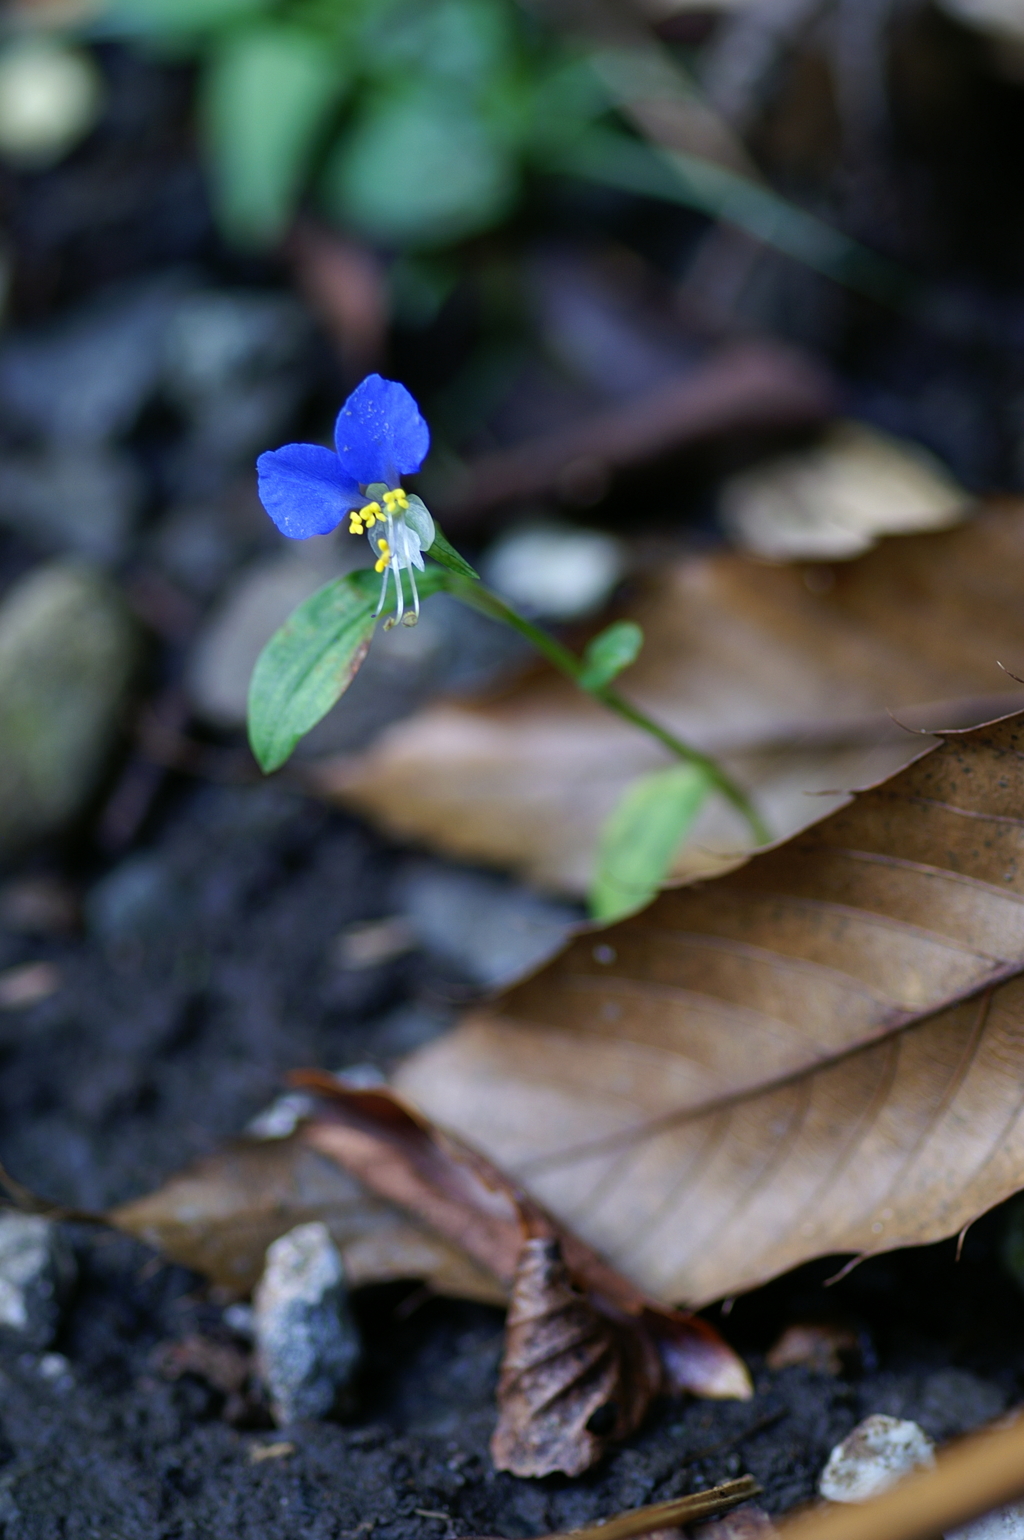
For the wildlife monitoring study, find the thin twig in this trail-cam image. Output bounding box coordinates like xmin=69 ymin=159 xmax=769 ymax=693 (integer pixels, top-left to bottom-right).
xmin=468 ymin=1474 xmax=760 ymax=1540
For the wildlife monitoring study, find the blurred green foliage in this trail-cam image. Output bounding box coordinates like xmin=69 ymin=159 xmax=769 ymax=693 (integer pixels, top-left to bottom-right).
xmin=98 ymin=0 xmax=608 ymax=250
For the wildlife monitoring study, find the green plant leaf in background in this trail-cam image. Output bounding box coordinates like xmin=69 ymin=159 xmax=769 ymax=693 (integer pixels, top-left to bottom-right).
xmin=320 ymin=82 xmax=516 ymax=247
xmin=201 ymin=20 xmax=349 ymax=246
xmin=98 ymin=0 xmax=273 ymax=40
xmin=248 ymin=565 xmax=449 ymax=772
xmin=579 ymin=620 xmax=643 ymax=692
xmin=589 ymin=763 xmax=712 ymax=922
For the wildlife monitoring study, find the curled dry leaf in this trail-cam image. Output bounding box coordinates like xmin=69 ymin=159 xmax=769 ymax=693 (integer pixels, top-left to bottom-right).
xmin=491 ymin=1232 xmax=662 ymax=1477
xmin=291 ymin=1075 xmax=750 ymax=1472
xmin=309 ymin=500 xmax=1024 ymax=893
xmin=394 ymin=709 xmax=1024 ymax=1306
xmin=766 ymin=1323 xmax=862 ymax=1377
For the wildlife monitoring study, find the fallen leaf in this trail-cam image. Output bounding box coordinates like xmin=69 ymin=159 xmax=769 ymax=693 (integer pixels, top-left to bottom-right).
xmin=155 ymin=1334 xmax=250 ymax=1396
xmin=491 ymin=1232 xmax=663 ymax=1476
xmin=109 ymin=1077 xmax=748 ymax=1476
xmin=109 ymin=1131 xmax=504 ymax=1303
xmin=766 ymin=1324 xmax=862 ymax=1377
xmin=309 ymin=500 xmax=1024 ymax=893
xmin=293 ymin=1075 xmax=751 ymax=1415
xmin=393 ymin=709 xmax=1024 ymax=1306
xmin=154 ymin=1333 xmax=256 ymax=1423
xmin=719 ymin=421 xmax=971 ymax=562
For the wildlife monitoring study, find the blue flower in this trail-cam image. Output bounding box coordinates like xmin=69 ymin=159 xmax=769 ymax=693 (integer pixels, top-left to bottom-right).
xmin=256 ymin=374 xmax=434 ymax=626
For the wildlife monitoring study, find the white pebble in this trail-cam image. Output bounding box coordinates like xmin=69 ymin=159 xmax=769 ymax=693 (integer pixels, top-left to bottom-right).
xmin=946 ymin=1504 xmax=1024 ymax=1540
xmin=819 ymin=1414 xmax=936 ymax=1503
xmin=254 ymin=1221 xmax=360 ymax=1426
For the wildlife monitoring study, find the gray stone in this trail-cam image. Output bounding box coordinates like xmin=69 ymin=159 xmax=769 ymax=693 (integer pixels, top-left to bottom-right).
xmin=947 ymin=1504 xmax=1024 ymax=1540
xmin=0 ymin=275 xmax=182 ymax=445
xmin=0 ymin=1215 xmax=76 ymax=1349
xmin=0 ymin=445 xmax=142 ymax=561
xmin=161 ymin=290 xmax=311 ymax=495
xmin=254 ymin=1221 xmax=360 ymax=1426
xmin=819 ymin=1414 xmax=935 ymax=1503
xmin=0 ymin=562 xmax=138 ymax=860
xmin=397 ymin=861 xmax=580 ymax=989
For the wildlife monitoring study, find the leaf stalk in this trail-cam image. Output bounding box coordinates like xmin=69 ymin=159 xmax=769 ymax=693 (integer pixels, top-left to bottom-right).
xmin=443 ymin=575 xmax=770 ymax=848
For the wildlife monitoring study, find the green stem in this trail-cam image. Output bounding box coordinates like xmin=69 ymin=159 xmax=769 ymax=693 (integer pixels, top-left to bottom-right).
xmin=444 ymin=575 xmax=770 ymax=847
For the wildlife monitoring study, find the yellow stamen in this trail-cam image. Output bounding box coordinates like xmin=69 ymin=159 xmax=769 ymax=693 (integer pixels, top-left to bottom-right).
xmin=356 ymin=500 xmax=382 ymax=530
xmin=383 ymin=488 xmax=409 ymax=513
xmin=349 ymin=513 xmax=364 ymax=534
xmin=374 ymin=538 xmax=391 ymax=574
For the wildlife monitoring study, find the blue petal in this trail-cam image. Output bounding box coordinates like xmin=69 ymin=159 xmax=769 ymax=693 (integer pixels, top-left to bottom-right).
xmin=256 ymin=443 xmax=361 ymax=539
xmin=334 ymin=374 xmax=430 ymax=487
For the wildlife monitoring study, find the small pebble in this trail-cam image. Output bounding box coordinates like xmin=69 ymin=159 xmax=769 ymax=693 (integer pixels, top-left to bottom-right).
xmin=946 ymin=1503 xmax=1024 ymax=1539
xmin=819 ymin=1414 xmax=936 ymax=1502
xmin=0 ymin=1214 xmax=76 ymax=1349
xmin=254 ymin=1221 xmax=360 ymax=1426
xmin=0 ymin=961 xmax=60 ymax=1010
xmin=249 ymin=1441 xmax=295 ymax=1464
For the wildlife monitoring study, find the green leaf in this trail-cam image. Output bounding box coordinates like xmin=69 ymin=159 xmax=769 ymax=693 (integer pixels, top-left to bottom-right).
xmin=247 ymin=566 xmax=449 ymax=773
xmin=553 ymin=125 xmax=907 ymax=307
xmin=589 ymin=763 xmax=712 ymax=922
xmin=247 ymin=570 xmax=379 ymax=773
xmin=426 ymin=523 xmax=480 ymax=581
xmin=200 ymin=21 xmax=347 ymax=247
xmin=98 ymin=0 xmax=273 ymax=39
xmin=579 ymin=620 xmax=643 ymax=692
xmin=319 ymin=82 xmax=515 ymax=247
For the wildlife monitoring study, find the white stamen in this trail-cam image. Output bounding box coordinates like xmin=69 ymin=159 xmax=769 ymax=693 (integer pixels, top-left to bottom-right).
xmin=373 ymin=564 xmax=390 ymax=618
xmin=405 ymin=567 xmax=420 ymax=626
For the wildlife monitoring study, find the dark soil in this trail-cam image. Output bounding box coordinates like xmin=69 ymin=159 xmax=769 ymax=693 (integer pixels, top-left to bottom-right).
xmin=0 ymin=783 xmax=1021 ymax=1538
xmin=6 ymin=15 xmax=1024 ymax=1536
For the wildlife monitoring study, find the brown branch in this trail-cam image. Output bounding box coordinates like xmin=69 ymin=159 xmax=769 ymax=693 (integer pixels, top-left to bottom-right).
xmin=468 ymin=1474 xmax=761 ymax=1540
xmin=439 ymin=340 xmax=834 ymax=520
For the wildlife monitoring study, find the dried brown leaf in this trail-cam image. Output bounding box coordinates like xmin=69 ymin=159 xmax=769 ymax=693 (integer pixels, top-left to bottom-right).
xmin=490 ymin=1233 xmax=662 ymax=1476
xmin=310 ymin=501 xmax=1024 ymax=892
xmin=393 ymin=709 xmax=1024 ymax=1305
xmin=109 ymin=1132 xmax=503 ymax=1303
xmin=294 ymin=1076 xmax=751 ymax=1406
xmin=765 ymin=1324 xmax=861 ymax=1376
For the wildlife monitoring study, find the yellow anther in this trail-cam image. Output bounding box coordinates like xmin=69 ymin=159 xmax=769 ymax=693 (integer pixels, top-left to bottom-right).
xmin=374 ymin=538 xmax=391 ymax=574
xmin=348 ymin=513 xmax=364 ymax=534
xmin=358 ymin=500 xmax=382 ymax=528
xmin=383 ymin=488 xmax=409 ymax=513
